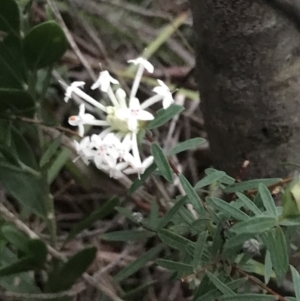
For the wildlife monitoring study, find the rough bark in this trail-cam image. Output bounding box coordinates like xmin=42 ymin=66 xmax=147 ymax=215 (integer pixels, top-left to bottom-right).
xmin=189 ymin=0 xmax=300 ymax=178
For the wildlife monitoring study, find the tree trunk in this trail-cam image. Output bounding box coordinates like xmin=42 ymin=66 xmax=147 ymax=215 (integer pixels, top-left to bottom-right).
xmin=189 ymin=0 xmax=300 ymax=178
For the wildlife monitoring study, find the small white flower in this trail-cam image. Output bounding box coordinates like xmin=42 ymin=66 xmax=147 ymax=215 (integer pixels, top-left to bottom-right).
xmin=153 ymin=79 xmax=174 ymax=109
xmin=128 ymin=57 xmax=154 ymax=73
xmin=68 ymin=104 xmax=95 ymax=137
xmin=128 ymin=57 xmax=154 ymax=101
xmin=109 ymin=133 xmax=135 ymax=163
xmin=64 ymin=81 xmax=85 ymax=102
xmin=73 ymin=137 xmax=94 ymax=165
xmin=91 ymin=70 xmax=119 ymax=92
xmin=124 ymin=156 xmax=154 ymax=178
xmin=116 ymin=98 xmax=154 ymax=131
xmin=115 ymin=88 xmax=128 ymax=108
xmin=92 ymin=134 xmax=114 ymax=167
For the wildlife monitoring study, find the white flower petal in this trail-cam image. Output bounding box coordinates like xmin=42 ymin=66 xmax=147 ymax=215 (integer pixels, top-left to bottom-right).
xmin=82 ymin=113 xmax=95 ymax=122
xmin=128 ymin=118 xmax=138 ymax=131
xmin=137 ymin=110 xmax=154 ymax=121
xmin=78 ymin=124 xmax=85 ymax=137
xmin=162 ymin=94 xmax=174 ymax=109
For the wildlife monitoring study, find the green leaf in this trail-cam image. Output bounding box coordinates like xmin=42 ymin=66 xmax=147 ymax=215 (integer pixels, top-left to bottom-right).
xmin=168 ymin=138 xmax=206 ymax=156
xmin=194 ymin=170 xmax=226 ymax=190
xmin=23 ymin=21 xmax=68 ymax=69
xmin=196 ymin=279 xmax=246 ymax=301
xmin=220 ymin=295 xmax=276 ymax=300
xmin=146 ymin=104 xmax=184 ymax=130
xmin=156 ymin=259 xmax=193 ymax=274
xmin=47 ymin=148 xmax=72 ymax=184
xmin=0 ymin=165 xmax=47 ymax=217
xmin=0 ymin=36 xmax=26 ymax=89
xmin=0 ymin=239 xmax=46 ymax=277
xmin=102 ymin=230 xmax=154 ymax=241
xmin=258 ymin=184 xmax=277 ymax=216
xmin=27 ymin=239 xmax=47 ymax=266
xmin=291 ymin=265 xmax=300 ymax=301
xmin=114 ymin=244 xmax=163 ymax=282
xmin=261 ymin=228 xmax=288 ymax=282
xmin=66 ymin=197 xmax=119 ymax=242
xmin=151 ymin=143 xmax=173 ymax=182
xmin=179 ymin=174 xmax=204 ymax=213
xmin=0 ymin=256 xmax=38 ymax=277
xmin=205 ymin=168 xmax=235 ymax=185
xmin=224 ymin=178 xmax=281 ymax=193
xmin=158 ymin=196 xmax=186 ymax=229
xmin=158 ymin=229 xmax=192 ymax=252
xmin=46 ymin=247 xmax=97 ymax=292
xmin=122 ymin=280 xmax=157 ymax=300
xmin=224 ymin=232 xmax=255 ymax=249
xmin=1 ymin=224 xmax=30 ymax=253
xmin=230 ymin=216 xmax=277 ymax=234
xmin=11 ymin=127 xmax=38 ymax=169
xmin=40 ymin=134 xmax=62 ymax=168
xmin=206 ymin=197 xmax=250 ymax=221
xmin=0 ymin=89 xmax=34 ymax=115
xmin=0 ymin=0 xmax=20 ymax=36
xmin=206 ymin=271 xmax=235 ymax=296
xmin=193 ymin=231 xmax=208 ymax=269
xmin=236 ymin=192 xmax=262 ymax=216
xmin=264 ymin=250 xmax=272 ymax=284
xmin=129 ymin=163 xmax=156 ymax=195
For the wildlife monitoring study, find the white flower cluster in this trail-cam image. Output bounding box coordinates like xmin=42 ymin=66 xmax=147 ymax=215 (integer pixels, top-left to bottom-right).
xmin=62 ymin=57 xmax=174 ymax=179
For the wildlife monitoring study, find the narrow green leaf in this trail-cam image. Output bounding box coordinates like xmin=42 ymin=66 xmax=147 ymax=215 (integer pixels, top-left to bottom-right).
xmin=264 ymin=250 xmax=272 ymax=284
xmin=158 ymin=196 xmax=186 ymax=229
xmin=151 ymin=143 xmax=173 ymax=182
xmin=23 ymin=21 xmax=67 ymax=69
xmin=220 ymin=294 xmax=276 ymax=300
xmin=206 ymin=271 xmax=235 ymax=296
xmin=193 ymin=231 xmax=208 ymax=268
xmin=0 ymin=256 xmax=39 ymax=277
xmin=102 ymin=230 xmax=154 ymax=241
xmin=0 ymin=89 xmax=34 ymax=115
xmin=1 ymin=225 xmax=30 ymax=253
xmin=129 ymin=163 xmax=156 ymax=195
xmin=66 ymin=197 xmax=119 ymax=242
xmin=179 ymin=174 xmax=204 ymax=213
xmin=194 ymin=171 xmax=226 ymax=190
xmin=261 ymin=228 xmax=288 ymax=282
xmin=146 ymin=104 xmax=184 ymax=130
xmin=114 ymin=244 xmax=163 ymax=282
xmin=207 ymin=197 xmax=250 ymax=221
xmin=224 ymin=178 xmax=281 ymax=193
xmin=236 ymin=192 xmax=262 ymax=216
xmin=156 ymin=259 xmax=193 ymax=273
xmin=168 ymin=138 xmax=206 ymax=156
xmin=122 ymin=280 xmax=157 ymax=300
xmin=291 ymin=265 xmax=300 ymax=301
xmin=158 ymin=229 xmax=192 ymax=252
xmin=230 ymin=216 xmax=277 ymax=234
xmin=0 ymin=166 xmax=48 ymax=217
xmin=205 ymin=168 xmax=235 ymax=185
xmin=40 ymin=134 xmax=62 ymax=168
xmin=0 ymin=0 xmax=20 ymax=36
xmin=27 ymin=239 xmax=47 ymax=266
xmin=46 ymin=247 xmax=97 ymax=292
xmin=258 ymin=184 xmax=277 ymax=216
xmin=224 ymin=232 xmax=255 ymax=249
xmin=0 ymin=240 xmax=46 ymax=277
xmin=47 ymin=148 xmax=71 ymax=184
